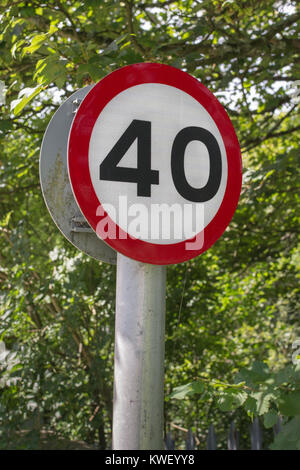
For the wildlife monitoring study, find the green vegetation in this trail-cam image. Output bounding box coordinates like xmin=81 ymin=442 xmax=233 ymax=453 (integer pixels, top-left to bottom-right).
xmin=0 ymin=0 xmax=299 ymax=449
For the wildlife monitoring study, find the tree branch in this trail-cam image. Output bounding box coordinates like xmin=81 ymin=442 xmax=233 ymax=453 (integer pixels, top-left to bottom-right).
xmin=243 ymin=104 xmax=299 ymax=151
xmin=124 ymin=0 xmax=146 ymax=57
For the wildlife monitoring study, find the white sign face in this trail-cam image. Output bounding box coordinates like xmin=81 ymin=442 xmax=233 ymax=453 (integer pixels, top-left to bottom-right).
xmin=88 ymin=83 xmax=228 ymax=244
xmin=68 ymin=63 xmax=242 ymax=265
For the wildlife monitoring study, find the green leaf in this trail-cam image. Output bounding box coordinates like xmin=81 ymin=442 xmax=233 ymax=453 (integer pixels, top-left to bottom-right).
xmin=22 ymin=25 xmax=58 ymax=55
xmin=23 ymin=33 xmax=48 ymax=55
xmin=170 ymin=383 xmax=194 ymax=400
xmin=33 ymin=54 xmax=67 ymax=87
xmin=263 ymin=410 xmax=279 ymax=428
xmin=10 ymin=84 xmax=45 ymax=116
xmin=235 ymin=361 xmax=270 ymax=387
xmin=217 ymin=390 xmax=248 ymax=412
xmin=0 ymin=211 xmax=12 ymax=227
xmin=278 ymin=392 xmax=300 ymax=416
xmin=170 ymin=381 xmax=205 ymax=400
xmin=192 ymin=381 xmax=205 ymax=394
xmin=0 ymin=120 xmax=13 ymax=132
xmin=99 ymin=34 xmax=128 ymax=56
xmin=274 ymin=366 xmax=294 ymax=386
xmin=270 ymin=417 xmax=300 ymax=450
xmin=244 ymin=396 xmax=257 ymax=416
xmin=252 ymin=391 xmax=276 ymax=415
xmin=11 ymin=39 xmax=25 ymax=58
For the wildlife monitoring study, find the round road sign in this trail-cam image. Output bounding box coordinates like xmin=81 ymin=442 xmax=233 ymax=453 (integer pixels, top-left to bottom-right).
xmin=68 ymin=63 xmax=242 ymax=265
xmin=40 ymin=86 xmax=117 ymax=264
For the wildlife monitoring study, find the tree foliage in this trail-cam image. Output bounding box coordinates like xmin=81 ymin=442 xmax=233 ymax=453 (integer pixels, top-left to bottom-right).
xmin=0 ymin=0 xmax=299 ymax=449
xmin=171 ymin=361 xmax=300 ymax=449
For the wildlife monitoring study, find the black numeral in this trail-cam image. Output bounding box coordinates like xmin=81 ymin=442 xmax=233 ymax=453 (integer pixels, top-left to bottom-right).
xmin=100 ymin=121 xmax=222 ymax=202
xmin=100 ymin=119 xmax=159 ymax=197
xmin=171 ymin=126 xmax=222 ymax=202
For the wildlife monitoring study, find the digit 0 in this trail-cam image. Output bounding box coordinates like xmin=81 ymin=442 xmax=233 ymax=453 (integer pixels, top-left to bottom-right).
xmin=171 ymin=126 xmax=222 ymax=202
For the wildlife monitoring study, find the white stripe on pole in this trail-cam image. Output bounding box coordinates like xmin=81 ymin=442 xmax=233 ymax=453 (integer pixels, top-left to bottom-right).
xmin=112 ymin=253 xmax=166 ymax=450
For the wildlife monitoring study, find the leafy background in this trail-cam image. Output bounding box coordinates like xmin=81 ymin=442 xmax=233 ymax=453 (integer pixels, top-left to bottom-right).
xmin=0 ymin=0 xmax=299 ymax=449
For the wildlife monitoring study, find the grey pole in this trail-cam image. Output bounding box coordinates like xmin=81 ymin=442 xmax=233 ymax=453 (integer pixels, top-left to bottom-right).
xmin=112 ymin=253 xmax=166 ymax=450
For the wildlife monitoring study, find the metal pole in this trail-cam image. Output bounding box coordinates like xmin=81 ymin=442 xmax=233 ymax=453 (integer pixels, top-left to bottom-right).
xmin=112 ymin=253 xmax=166 ymax=450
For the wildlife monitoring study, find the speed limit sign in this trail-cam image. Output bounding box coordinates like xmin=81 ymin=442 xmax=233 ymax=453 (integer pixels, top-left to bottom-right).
xmin=68 ymin=63 xmax=242 ymax=265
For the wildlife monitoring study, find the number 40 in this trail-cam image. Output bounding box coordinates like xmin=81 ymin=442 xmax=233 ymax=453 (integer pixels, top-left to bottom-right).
xmin=100 ymin=119 xmax=222 ymax=203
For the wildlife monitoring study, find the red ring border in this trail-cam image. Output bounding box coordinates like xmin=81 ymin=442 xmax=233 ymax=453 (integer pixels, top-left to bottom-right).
xmin=68 ymin=63 xmax=242 ymax=265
